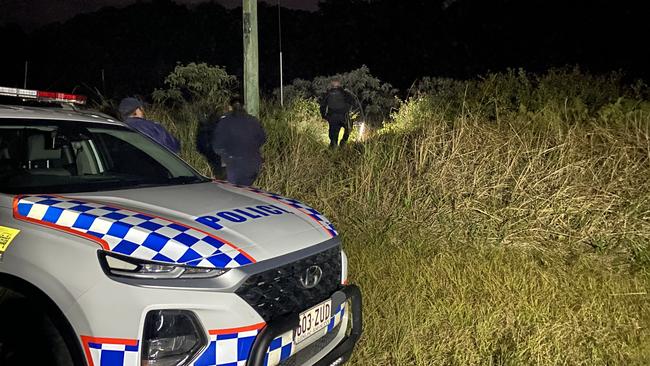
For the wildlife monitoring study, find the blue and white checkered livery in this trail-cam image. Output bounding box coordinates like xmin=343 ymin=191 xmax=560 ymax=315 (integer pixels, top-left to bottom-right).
xmin=215 ymin=181 xmax=338 ymax=238
xmin=193 ymin=328 xmax=293 ymax=366
xmin=82 ymin=337 xmax=139 ymax=366
xmin=327 ymin=303 xmax=346 ymax=333
xmin=193 ymin=304 xmax=346 ymax=366
xmin=193 ymin=326 xmax=260 ymax=366
xmin=264 ymin=332 xmax=293 ymax=366
xmin=14 ymin=195 xmax=254 ymax=268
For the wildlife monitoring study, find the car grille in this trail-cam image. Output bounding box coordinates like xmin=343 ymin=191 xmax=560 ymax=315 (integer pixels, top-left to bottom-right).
xmin=236 ymin=246 xmax=342 ymax=322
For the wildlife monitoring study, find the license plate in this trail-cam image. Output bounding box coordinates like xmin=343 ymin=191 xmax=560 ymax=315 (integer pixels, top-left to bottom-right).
xmin=294 ymin=299 xmax=332 ymax=344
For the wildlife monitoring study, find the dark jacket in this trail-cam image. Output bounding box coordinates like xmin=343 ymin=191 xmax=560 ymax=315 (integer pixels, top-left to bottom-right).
xmin=211 ymin=111 xmax=266 ymax=161
xmin=196 ymin=118 xmax=223 ymax=176
xmin=124 ymin=117 xmax=181 ymax=153
xmin=320 ymin=87 xmax=355 ymax=118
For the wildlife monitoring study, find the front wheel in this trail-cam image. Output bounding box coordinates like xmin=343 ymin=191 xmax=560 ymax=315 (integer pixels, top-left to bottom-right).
xmin=0 ymin=292 xmax=76 ymax=366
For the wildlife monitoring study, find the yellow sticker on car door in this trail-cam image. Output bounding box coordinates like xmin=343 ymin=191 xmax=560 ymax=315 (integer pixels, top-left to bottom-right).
xmin=0 ymin=226 xmax=20 ymax=254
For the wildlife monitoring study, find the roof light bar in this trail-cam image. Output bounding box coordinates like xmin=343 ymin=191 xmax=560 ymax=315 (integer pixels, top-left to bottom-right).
xmin=0 ymin=86 xmax=87 ymax=105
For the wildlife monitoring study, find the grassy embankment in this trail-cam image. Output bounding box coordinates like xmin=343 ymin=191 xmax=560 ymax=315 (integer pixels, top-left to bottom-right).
xmin=150 ymin=71 xmax=650 ymax=365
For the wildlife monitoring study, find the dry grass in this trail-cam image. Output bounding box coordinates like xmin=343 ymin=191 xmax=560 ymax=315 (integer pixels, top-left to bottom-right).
xmin=152 ymin=79 xmax=650 ymax=365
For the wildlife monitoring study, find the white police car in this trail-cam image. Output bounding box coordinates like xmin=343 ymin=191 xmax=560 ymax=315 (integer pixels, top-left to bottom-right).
xmin=0 ymin=87 xmax=362 ymax=366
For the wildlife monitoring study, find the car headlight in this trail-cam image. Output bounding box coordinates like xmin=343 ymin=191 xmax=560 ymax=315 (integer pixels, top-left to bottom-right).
xmin=142 ymin=310 xmax=207 ymax=366
xmin=98 ymin=251 xmax=228 ymax=279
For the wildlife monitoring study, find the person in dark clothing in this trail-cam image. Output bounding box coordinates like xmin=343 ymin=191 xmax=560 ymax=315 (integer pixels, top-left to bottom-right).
xmin=118 ymin=97 xmax=181 ymax=153
xmin=196 ymin=113 xmax=224 ymax=178
xmin=320 ymin=79 xmax=355 ymax=148
xmin=211 ymin=96 xmax=266 ymax=186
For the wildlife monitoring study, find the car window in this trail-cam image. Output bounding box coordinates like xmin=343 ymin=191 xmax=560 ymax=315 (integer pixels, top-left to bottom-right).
xmin=0 ymin=119 xmax=207 ymax=194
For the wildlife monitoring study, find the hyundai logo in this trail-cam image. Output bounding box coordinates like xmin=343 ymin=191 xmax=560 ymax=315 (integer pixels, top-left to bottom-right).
xmin=300 ymin=265 xmax=323 ymax=289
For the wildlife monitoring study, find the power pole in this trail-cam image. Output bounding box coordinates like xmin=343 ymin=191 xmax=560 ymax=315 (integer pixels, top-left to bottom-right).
xmin=23 ymin=61 xmax=28 ymax=88
xmin=243 ymin=0 xmax=260 ymax=117
xmin=278 ymin=0 xmax=284 ymax=107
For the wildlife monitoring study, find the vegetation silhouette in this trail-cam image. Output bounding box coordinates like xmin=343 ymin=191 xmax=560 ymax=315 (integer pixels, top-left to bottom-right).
xmin=1 ymin=0 xmax=648 ymax=99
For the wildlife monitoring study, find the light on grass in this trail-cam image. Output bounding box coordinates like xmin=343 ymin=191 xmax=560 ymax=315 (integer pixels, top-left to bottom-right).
xmin=357 ymin=122 xmax=367 ymax=142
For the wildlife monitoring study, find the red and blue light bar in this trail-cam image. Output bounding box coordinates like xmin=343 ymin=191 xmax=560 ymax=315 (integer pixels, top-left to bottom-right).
xmin=0 ymin=86 xmax=87 ymax=105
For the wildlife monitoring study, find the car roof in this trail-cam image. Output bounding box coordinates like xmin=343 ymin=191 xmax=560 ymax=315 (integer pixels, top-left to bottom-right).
xmin=0 ymin=104 xmax=124 ymax=126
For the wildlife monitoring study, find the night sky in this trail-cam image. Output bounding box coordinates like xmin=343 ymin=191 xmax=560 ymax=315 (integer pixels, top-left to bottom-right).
xmin=1 ymin=0 xmax=319 ymax=29
xmin=1 ymin=0 xmax=647 ymax=98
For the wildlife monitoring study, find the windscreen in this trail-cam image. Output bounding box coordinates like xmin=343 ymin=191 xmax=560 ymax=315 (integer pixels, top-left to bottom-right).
xmin=0 ymin=119 xmax=207 ymax=194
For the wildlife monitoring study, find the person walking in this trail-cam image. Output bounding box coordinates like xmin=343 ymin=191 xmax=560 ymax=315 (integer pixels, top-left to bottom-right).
xmin=211 ymin=96 xmax=266 ymax=186
xmin=118 ymin=97 xmax=181 ymax=153
xmin=196 ymin=112 xmax=224 ymax=178
xmin=320 ymin=79 xmax=355 ymax=148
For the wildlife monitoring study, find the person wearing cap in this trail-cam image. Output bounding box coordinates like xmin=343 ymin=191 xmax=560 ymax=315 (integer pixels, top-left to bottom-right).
xmin=211 ymin=96 xmax=266 ymax=186
xmin=118 ymin=97 xmax=181 ymax=153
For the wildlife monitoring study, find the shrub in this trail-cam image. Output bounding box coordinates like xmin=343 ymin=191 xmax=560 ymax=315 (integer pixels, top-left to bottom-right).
xmin=414 ymin=67 xmax=635 ymax=122
xmin=280 ymin=65 xmax=399 ymax=126
xmin=152 ymin=62 xmax=236 ymax=117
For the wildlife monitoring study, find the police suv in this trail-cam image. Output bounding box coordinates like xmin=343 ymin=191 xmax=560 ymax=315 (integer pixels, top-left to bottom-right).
xmin=0 ymin=87 xmax=362 ymax=366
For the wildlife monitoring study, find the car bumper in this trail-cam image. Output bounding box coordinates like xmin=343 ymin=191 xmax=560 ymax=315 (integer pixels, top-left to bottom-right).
xmin=247 ymin=284 xmax=363 ymax=366
xmin=75 ymin=282 xmax=362 ymax=366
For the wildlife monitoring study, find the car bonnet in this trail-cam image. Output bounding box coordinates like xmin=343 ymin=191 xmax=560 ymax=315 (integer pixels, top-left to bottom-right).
xmin=11 ymin=181 xmax=338 ymax=269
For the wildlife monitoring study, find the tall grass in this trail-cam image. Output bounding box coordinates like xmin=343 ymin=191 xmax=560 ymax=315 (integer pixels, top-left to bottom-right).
xmin=151 ymin=72 xmax=650 ymax=365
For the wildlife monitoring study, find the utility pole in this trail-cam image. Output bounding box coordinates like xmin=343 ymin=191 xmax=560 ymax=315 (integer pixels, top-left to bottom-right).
xmin=23 ymin=61 xmax=28 ymax=89
xmin=243 ymin=0 xmax=260 ymax=117
xmin=278 ymin=0 xmax=284 ymax=107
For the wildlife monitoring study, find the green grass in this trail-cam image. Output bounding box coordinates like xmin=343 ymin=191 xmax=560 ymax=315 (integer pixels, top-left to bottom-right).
xmin=149 ymin=75 xmax=650 ymax=365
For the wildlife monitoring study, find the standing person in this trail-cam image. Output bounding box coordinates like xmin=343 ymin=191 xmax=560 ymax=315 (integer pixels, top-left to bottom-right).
xmin=118 ymin=97 xmax=181 ymax=153
xmin=211 ymin=96 xmax=266 ymax=186
xmin=196 ymin=112 xmax=224 ymax=178
xmin=320 ymin=79 xmax=355 ymax=149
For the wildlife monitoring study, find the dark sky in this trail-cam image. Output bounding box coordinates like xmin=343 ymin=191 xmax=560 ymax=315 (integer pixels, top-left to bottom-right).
xmin=0 ymin=0 xmax=319 ymax=30
xmin=2 ymin=0 xmax=647 ymax=97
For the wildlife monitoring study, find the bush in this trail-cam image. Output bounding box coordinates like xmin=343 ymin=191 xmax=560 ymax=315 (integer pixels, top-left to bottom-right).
xmin=280 ymin=65 xmax=399 ymax=126
xmin=414 ymin=67 xmax=640 ymax=123
xmin=152 ymin=62 xmax=236 ymax=118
